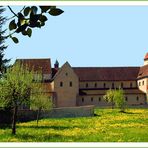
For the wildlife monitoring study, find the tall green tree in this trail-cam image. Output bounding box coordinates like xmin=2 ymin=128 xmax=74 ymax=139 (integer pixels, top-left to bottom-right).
xmin=114 ymin=89 xmax=126 ymax=112
xmin=103 ymin=89 xmax=115 ymax=109
xmin=0 ymin=62 xmax=51 ymax=134
xmin=30 ymin=88 xmax=52 ymax=126
xmin=0 ymin=6 xmax=10 ymax=74
xmin=103 ymin=88 xmax=126 ymax=112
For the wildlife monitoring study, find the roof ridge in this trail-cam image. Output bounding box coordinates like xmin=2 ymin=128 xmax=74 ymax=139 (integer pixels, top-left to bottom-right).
xmin=17 ymin=58 xmax=51 ymax=60
xmin=73 ymin=66 xmax=140 ymax=68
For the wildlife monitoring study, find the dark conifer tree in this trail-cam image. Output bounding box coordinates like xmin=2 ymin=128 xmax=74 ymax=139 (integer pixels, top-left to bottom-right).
xmin=0 ymin=6 xmax=10 ymax=75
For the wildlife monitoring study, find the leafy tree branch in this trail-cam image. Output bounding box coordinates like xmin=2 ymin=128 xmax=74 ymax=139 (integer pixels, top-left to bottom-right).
xmin=7 ymin=6 xmax=64 ymax=44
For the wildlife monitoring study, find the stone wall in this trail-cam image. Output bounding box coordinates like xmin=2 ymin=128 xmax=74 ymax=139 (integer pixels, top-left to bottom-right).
xmin=41 ymin=105 xmax=94 ymax=118
xmin=0 ymin=105 xmax=94 ymax=123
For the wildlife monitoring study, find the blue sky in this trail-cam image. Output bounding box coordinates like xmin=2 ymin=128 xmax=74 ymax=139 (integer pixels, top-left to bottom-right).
xmin=4 ymin=6 xmax=148 ymax=67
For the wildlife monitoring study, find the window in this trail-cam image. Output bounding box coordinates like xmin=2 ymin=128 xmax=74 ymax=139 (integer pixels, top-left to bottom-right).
xmin=91 ymin=97 xmax=93 ymax=102
xmin=137 ymin=96 xmax=139 ymax=101
xmin=104 ymin=83 xmax=106 ymax=88
xmin=125 ymin=97 xmax=128 ymax=101
xmin=70 ymin=81 xmax=72 ymax=87
xmin=130 ymin=82 xmax=133 ymax=88
xmin=65 ymin=73 xmax=68 ymax=76
xmin=94 ymin=83 xmax=97 ymax=88
xmin=121 ymin=83 xmax=123 ymax=88
xmin=60 ymin=81 xmax=63 ymax=87
xmin=86 ymin=83 xmax=88 ymax=88
xmin=82 ymin=98 xmax=84 ymax=102
xmin=98 ymin=97 xmax=101 ymax=102
xmin=142 ymin=81 xmax=144 ymax=85
xmin=139 ymin=82 xmax=141 ymax=86
xmin=112 ymin=83 xmax=114 ymax=88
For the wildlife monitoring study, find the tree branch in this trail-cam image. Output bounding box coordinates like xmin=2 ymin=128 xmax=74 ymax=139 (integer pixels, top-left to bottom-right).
xmin=7 ymin=6 xmax=18 ymax=18
xmin=7 ymin=6 xmax=26 ymax=20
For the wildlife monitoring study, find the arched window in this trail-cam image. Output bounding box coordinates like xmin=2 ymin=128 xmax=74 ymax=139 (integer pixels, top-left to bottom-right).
xmin=91 ymin=97 xmax=93 ymax=102
xmin=98 ymin=97 xmax=101 ymax=102
xmin=70 ymin=81 xmax=72 ymax=87
xmin=86 ymin=83 xmax=88 ymax=88
xmin=142 ymin=81 xmax=144 ymax=85
xmin=94 ymin=83 xmax=97 ymax=88
xmin=121 ymin=82 xmax=123 ymax=88
xmin=137 ymin=96 xmax=139 ymax=101
xmin=82 ymin=98 xmax=84 ymax=102
xmin=112 ymin=83 xmax=114 ymax=88
xmin=130 ymin=82 xmax=133 ymax=88
xmin=104 ymin=83 xmax=106 ymax=88
xmin=125 ymin=97 xmax=128 ymax=101
xmin=60 ymin=81 xmax=63 ymax=87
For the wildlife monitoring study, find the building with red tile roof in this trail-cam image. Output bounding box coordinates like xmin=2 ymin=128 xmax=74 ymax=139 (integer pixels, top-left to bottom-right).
xmin=16 ymin=53 xmax=148 ymax=108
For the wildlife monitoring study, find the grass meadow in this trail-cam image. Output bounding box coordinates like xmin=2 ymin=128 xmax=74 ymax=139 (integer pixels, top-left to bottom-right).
xmin=0 ymin=108 xmax=148 ymax=142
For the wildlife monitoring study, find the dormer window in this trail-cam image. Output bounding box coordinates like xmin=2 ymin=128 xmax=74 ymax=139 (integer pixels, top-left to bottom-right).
xmin=138 ymin=72 xmax=142 ymax=76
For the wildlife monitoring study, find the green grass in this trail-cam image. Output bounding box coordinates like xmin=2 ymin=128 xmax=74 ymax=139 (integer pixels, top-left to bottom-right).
xmin=0 ymin=108 xmax=148 ymax=142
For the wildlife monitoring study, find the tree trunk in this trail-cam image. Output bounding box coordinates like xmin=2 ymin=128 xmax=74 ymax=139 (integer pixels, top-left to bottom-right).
xmin=111 ymin=98 xmax=114 ymax=109
xmin=111 ymin=101 xmax=114 ymax=109
xmin=36 ymin=108 xmax=41 ymax=127
xmin=12 ymin=106 xmax=17 ymax=135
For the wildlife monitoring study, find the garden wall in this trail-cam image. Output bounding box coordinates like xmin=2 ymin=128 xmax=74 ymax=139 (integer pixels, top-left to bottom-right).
xmin=0 ymin=105 xmax=94 ymax=123
xmin=18 ymin=105 xmax=94 ymax=122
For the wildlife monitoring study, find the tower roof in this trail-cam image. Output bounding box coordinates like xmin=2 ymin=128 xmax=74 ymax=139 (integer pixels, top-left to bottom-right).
xmin=55 ymin=59 xmax=59 ymax=65
xmin=144 ymin=53 xmax=148 ymax=60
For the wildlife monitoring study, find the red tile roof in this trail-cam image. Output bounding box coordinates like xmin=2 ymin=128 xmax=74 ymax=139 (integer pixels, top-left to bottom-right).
xmin=73 ymin=67 xmax=140 ymax=81
xmin=16 ymin=59 xmax=52 ymax=74
xmin=137 ymin=64 xmax=148 ymax=79
xmin=144 ymin=53 xmax=148 ymax=60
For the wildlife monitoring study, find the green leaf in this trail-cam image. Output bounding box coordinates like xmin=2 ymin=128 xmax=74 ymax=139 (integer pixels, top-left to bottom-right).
xmin=18 ymin=13 xmax=24 ymax=19
xmin=39 ymin=6 xmax=53 ymax=13
xmin=48 ymin=8 xmax=64 ymax=16
xmin=26 ymin=28 xmax=32 ymax=37
xmin=11 ymin=37 xmax=19 ymax=44
xmin=24 ymin=7 xmax=31 ymax=16
xmin=22 ymin=30 xmax=28 ymax=36
xmin=39 ymin=15 xmax=48 ymax=22
xmin=9 ymin=19 xmax=17 ymax=31
xmin=40 ymin=22 xmax=45 ymax=27
xmin=31 ymin=6 xmax=38 ymax=15
xmin=16 ymin=24 xmax=28 ymax=33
